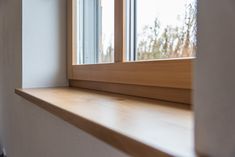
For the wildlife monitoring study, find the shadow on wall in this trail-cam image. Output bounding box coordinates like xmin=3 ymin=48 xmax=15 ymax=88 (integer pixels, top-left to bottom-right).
xmin=0 ymin=144 xmax=2 ymax=156
xmin=0 ymin=144 xmax=5 ymax=157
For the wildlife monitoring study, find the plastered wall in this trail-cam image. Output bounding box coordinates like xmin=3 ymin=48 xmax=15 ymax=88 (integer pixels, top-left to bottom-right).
xmin=195 ymin=0 xmax=235 ymax=156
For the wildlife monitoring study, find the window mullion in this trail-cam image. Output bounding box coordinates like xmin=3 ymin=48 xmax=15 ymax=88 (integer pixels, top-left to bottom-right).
xmin=114 ymin=0 xmax=125 ymax=63
xmin=130 ymin=0 xmax=137 ymax=61
xmin=124 ymin=0 xmax=137 ymax=62
xmin=133 ymin=0 xmax=137 ymax=60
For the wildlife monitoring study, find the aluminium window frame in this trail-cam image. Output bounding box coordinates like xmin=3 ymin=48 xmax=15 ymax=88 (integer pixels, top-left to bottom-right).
xmin=125 ymin=0 xmax=137 ymax=61
xmin=67 ymin=0 xmax=193 ymax=104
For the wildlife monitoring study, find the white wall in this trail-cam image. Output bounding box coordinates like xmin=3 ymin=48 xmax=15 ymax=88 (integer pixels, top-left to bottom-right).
xmin=0 ymin=0 xmax=128 ymax=156
xmin=195 ymin=0 xmax=235 ymax=156
xmin=22 ymin=0 xmax=68 ymax=88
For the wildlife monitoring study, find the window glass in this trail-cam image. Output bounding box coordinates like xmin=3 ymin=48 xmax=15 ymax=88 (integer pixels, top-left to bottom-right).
xmin=75 ymin=0 xmax=114 ymax=64
xmin=126 ymin=0 xmax=197 ymax=61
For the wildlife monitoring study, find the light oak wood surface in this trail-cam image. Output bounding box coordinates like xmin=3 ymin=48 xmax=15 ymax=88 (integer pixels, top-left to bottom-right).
xmin=67 ymin=0 xmax=193 ymax=104
xmin=114 ymin=0 xmax=125 ymax=63
xmin=69 ymin=80 xmax=192 ymax=104
xmin=71 ymin=59 xmax=192 ymax=89
xmin=15 ymin=87 xmax=195 ymax=157
xmin=67 ymin=0 xmax=76 ymax=78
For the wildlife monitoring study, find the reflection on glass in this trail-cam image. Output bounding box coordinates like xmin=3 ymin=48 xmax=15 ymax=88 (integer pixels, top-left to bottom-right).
xmin=99 ymin=0 xmax=114 ymax=63
xmin=136 ymin=0 xmax=197 ymax=61
xmin=75 ymin=0 xmax=114 ymax=64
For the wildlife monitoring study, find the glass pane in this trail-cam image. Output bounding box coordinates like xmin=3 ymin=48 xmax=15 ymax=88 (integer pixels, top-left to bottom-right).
xmin=128 ymin=0 xmax=197 ymax=61
xmin=75 ymin=0 xmax=114 ymax=64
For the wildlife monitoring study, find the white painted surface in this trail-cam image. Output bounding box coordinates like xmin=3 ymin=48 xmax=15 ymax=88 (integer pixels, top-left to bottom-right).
xmin=195 ymin=0 xmax=235 ymax=156
xmin=22 ymin=0 xmax=68 ymax=88
xmin=0 ymin=0 xmax=128 ymax=156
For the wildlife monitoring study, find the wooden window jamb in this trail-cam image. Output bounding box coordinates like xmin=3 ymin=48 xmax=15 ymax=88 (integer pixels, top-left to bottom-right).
xmin=67 ymin=0 xmax=193 ymax=104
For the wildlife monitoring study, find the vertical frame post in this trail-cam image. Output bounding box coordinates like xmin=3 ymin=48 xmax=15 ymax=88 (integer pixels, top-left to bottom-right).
xmin=114 ymin=0 xmax=125 ymax=63
xmin=67 ymin=0 xmax=77 ymax=78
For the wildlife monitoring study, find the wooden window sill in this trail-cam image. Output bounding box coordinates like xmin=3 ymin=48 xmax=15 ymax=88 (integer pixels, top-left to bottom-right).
xmin=15 ymin=87 xmax=195 ymax=157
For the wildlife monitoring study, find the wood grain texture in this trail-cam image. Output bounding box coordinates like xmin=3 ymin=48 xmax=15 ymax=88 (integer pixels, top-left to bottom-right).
xmin=67 ymin=0 xmax=72 ymax=78
xmin=114 ymin=0 xmax=125 ymax=62
xmin=71 ymin=59 xmax=193 ymax=89
xmin=67 ymin=0 xmax=76 ymax=78
xmin=15 ymin=87 xmax=195 ymax=157
xmin=69 ymin=80 xmax=192 ymax=104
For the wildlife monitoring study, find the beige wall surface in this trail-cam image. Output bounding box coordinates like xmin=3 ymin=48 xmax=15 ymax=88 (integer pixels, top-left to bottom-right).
xmin=195 ymin=0 xmax=235 ymax=156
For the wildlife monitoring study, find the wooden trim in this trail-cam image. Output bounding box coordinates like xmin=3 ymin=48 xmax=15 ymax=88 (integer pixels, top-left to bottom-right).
xmin=15 ymin=88 xmax=194 ymax=157
xmin=72 ymin=0 xmax=77 ymax=64
xmin=114 ymin=0 xmax=125 ymax=62
xmin=123 ymin=0 xmax=128 ymax=60
xmin=67 ymin=0 xmax=72 ymax=78
xmin=70 ymin=59 xmax=192 ymax=89
xmin=67 ymin=0 xmax=193 ymax=103
xmin=69 ymin=80 xmax=192 ymax=104
xmin=67 ymin=0 xmax=76 ymax=78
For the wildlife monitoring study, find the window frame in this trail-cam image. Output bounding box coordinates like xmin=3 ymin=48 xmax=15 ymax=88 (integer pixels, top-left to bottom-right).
xmin=67 ymin=0 xmax=193 ymax=104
